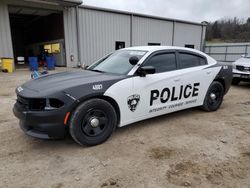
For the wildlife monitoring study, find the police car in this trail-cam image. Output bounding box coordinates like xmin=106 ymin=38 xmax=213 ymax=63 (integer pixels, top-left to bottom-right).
xmin=232 ymin=54 xmax=250 ymax=85
xmin=13 ymin=46 xmax=232 ymax=146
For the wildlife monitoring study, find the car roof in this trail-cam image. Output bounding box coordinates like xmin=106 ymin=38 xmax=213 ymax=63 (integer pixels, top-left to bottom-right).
xmin=121 ymin=46 xmax=217 ymax=66
xmin=122 ymin=46 xmax=202 ymax=54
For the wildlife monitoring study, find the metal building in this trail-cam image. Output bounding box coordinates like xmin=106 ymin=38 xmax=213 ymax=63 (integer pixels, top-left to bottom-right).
xmin=0 ymin=0 xmax=206 ymax=68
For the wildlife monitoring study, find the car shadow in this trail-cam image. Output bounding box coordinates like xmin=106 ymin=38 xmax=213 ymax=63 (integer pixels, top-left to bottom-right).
xmin=115 ymin=108 xmax=202 ymax=134
xmin=25 ymin=107 xmax=202 ymax=150
xmin=233 ymin=82 xmax=250 ymax=89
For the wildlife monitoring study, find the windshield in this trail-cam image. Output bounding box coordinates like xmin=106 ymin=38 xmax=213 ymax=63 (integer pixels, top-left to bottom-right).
xmin=87 ymin=50 xmax=147 ymax=75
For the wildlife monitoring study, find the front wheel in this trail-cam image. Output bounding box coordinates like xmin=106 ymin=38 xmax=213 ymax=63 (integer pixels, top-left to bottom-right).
xmin=69 ymin=99 xmax=117 ymax=146
xmin=202 ymin=81 xmax=224 ymax=112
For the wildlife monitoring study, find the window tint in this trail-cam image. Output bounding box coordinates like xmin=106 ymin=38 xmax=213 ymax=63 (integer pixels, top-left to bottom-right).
xmin=145 ymin=53 xmax=177 ymax=73
xmin=199 ymin=57 xmax=207 ymax=65
xmin=179 ymin=53 xmax=201 ymax=68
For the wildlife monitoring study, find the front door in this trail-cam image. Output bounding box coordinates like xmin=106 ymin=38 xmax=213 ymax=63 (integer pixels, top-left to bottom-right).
xmin=132 ymin=51 xmax=183 ymax=120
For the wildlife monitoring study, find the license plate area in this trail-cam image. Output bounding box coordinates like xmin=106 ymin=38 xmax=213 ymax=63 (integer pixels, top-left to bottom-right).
xmin=241 ymin=75 xmax=250 ymax=79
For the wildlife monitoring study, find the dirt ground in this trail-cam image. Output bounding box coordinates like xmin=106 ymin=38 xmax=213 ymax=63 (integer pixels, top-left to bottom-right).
xmin=0 ymin=68 xmax=250 ymax=188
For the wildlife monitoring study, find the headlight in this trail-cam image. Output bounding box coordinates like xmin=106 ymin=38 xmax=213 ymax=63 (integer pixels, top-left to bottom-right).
xmin=44 ymin=99 xmax=64 ymax=110
xmin=232 ymin=63 xmax=236 ymax=69
xmin=29 ymin=98 xmax=64 ymax=111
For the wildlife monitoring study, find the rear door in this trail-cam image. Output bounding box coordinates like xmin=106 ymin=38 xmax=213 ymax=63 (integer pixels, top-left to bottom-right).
xmin=131 ymin=50 xmax=221 ymax=122
xmin=176 ymin=51 xmax=221 ymax=108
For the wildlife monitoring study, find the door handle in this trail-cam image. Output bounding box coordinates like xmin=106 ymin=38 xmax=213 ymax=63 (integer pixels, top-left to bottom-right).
xmin=174 ymin=78 xmax=181 ymax=82
xmin=206 ymin=71 xmax=211 ymax=75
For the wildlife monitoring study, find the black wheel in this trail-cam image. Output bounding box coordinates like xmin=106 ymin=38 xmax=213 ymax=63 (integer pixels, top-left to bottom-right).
xmin=202 ymin=81 xmax=224 ymax=112
xmin=232 ymin=78 xmax=240 ymax=85
xmin=69 ymin=99 xmax=117 ymax=146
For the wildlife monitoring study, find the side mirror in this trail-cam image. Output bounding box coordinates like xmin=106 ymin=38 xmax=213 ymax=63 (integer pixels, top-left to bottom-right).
xmin=129 ymin=56 xmax=139 ymax=65
xmin=137 ymin=66 xmax=155 ymax=77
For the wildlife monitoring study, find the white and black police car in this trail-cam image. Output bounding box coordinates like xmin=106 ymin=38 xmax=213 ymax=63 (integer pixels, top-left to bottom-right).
xmin=13 ymin=46 xmax=232 ymax=146
xmin=232 ymin=54 xmax=250 ymax=85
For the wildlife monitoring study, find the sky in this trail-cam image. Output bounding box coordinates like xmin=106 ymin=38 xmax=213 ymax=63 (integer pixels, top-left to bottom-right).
xmin=82 ymin=0 xmax=250 ymax=23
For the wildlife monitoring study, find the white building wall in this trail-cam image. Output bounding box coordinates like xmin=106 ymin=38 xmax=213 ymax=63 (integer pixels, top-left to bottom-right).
xmin=78 ymin=8 xmax=131 ymax=65
xmin=173 ymin=22 xmax=203 ymax=50
xmin=132 ymin=16 xmax=173 ymax=46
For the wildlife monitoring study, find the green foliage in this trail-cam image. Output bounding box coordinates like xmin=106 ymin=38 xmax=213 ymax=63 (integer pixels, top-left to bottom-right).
xmin=206 ymin=17 xmax=250 ymax=42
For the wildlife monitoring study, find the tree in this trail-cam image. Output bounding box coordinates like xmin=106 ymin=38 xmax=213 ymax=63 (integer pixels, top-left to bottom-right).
xmin=211 ymin=21 xmax=221 ymax=38
xmin=206 ymin=17 xmax=250 ymax=42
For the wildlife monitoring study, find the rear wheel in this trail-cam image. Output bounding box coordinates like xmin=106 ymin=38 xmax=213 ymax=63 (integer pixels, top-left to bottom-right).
xmin=69 ymin=99 xmax=117 ymax=146
xmin=202 ymin=81 xmax=224 ymax=112
xmin=232 ymin=78 xmax=240 ymax=85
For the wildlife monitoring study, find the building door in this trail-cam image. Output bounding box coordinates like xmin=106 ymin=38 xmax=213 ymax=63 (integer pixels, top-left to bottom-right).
xmin=9 ymin=6 xmax=66 ymax=68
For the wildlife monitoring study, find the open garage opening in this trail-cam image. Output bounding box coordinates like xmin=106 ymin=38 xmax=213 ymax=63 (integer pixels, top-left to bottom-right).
xmin=9 ymin=6 xmax=66 ymax=69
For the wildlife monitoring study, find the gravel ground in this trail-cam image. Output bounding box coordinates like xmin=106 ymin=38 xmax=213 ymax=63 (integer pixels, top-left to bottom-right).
xmin=0 ymin=68 xmax=250 ymax=188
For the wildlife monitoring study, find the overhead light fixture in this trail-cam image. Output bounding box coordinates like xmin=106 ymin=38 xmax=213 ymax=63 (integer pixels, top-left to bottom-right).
xmin=24 ymin=0 xmax=60 ymax=6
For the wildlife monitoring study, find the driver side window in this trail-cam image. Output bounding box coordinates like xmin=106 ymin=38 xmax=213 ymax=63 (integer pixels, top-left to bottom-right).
xmin=145 ymin=53 xmax=177 ymax=73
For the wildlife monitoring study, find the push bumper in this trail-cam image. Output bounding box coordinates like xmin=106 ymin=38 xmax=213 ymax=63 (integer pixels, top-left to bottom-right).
xmin=13 ymin=103 xmax=66 ymax=139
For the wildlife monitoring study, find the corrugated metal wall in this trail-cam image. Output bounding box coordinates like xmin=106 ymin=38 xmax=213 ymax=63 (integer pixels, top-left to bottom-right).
xmin=173 ymin=23 xmax=203 ymax=50
xmin=78 ymin=8 xmax=131 ymax=65
xmin=63 ymin=7 xmax=79 ymax=67
xmin=0 ymin=0 xmax=13 ymax=58
xmin=205 ymin=43 xmax=250 ymax=62
xmin=77 ymin=7 xmax=205 ymax=66
xmin=132 ymin=16 xmax=173 ymax=46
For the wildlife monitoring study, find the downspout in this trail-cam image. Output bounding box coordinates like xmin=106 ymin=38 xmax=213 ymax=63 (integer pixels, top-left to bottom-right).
xmin=200 ymin=22 xmax=207 ymax=52
xmin=75 ymin=5 xmax=81 ymax=67
xmin=172 ymin=21 xmax=175 ymax=46
xmin=130 ymin=14 xmax=133 ymax=47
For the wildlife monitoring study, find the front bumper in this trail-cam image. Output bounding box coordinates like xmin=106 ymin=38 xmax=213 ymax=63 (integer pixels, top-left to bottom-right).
xmin=13 ymin=102 xmax=67 ymax=139
xmin=233 ymin=72 xmax=250 ymax=82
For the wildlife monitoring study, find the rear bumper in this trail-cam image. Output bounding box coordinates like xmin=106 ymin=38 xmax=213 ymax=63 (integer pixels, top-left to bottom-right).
xmin=13 ymin=103 xmax=66 ymax=139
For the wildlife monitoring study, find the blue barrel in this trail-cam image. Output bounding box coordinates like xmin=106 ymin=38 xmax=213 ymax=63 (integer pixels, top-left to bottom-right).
xmin=28 ymin=57 xmax=38 ymax=71
xmin=46 ymin=56 xmax=55 ymax=70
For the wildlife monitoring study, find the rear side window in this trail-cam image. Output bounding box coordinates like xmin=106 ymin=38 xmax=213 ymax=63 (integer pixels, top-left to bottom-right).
xmin=199 ymin=57 xmax=207 ymax=65
xmin=179 ymin=53 xmax=207 ymax=68
xmin=145 ymin=53 xmax=177 ymax=73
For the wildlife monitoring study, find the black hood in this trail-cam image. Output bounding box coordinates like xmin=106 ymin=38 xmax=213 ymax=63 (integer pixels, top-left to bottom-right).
xmin=18 ymin=70 xmax=126 ymax=98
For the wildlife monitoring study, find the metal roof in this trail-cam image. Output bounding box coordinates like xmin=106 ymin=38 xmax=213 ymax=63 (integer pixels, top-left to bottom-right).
xmin=22 ymin=0 xmax=82 ymax=6
xmin=80 ymin=5 xmax=205 ymax=26
xmin=9 ymin=6 xmax=60 ymax=16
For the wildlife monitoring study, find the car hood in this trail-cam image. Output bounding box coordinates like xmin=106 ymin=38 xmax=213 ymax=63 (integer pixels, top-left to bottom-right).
xmin=18 ymin=70 xmax=125 ymax=97
xmin=233 ymin=58 xmax=250 ymax=67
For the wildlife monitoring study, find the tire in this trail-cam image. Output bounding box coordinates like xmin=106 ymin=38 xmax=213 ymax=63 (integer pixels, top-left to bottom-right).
xmin=69 ymin=98 xmax=117 ymax=146
xmin=202 ymin=81 xmax=224 ymax=112
xmin=232 ymin=78 xmax=240 ymax=85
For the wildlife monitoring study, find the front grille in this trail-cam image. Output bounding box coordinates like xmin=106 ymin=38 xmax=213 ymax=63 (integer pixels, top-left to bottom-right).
xmin=16 ymin=95 xmax=46 ymax=110
xmin=236 ymin=65 xmax=250 ymax=72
